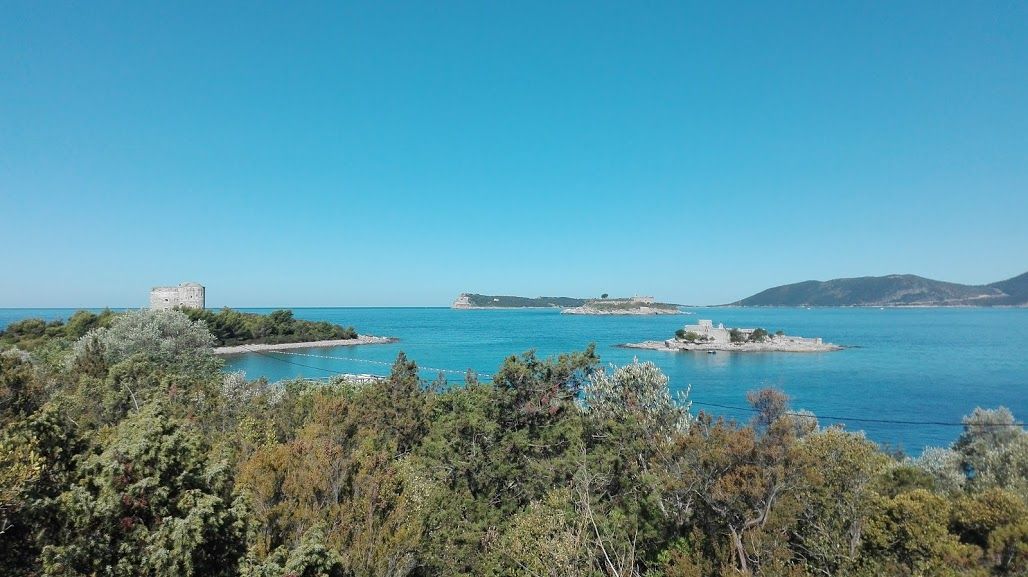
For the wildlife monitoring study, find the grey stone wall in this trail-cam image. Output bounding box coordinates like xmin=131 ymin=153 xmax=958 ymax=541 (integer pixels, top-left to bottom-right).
xmin=150 ymin=283 xmax=205 ymax=310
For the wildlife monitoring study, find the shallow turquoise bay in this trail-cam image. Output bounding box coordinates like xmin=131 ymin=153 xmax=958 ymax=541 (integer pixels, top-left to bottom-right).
xmin=3 ymin=306 xmax=1025 ymax=452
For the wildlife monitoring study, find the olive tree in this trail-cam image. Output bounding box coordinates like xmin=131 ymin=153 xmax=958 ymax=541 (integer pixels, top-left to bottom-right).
xmin=71 ymin=308 xmax=218 ymax=374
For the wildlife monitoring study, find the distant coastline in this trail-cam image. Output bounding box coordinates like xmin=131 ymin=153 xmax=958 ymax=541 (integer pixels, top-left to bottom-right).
xmin=213 ymin=335 xmax=397 ymax=355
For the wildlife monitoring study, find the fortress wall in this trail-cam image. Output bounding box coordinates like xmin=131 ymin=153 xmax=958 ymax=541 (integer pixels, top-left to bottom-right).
xmin=150 ymin=283 xmax=205 ymax=310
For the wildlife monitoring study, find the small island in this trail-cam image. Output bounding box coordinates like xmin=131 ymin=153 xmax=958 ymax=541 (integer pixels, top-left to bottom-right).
xmin=453 ymin=293 xmax=681 ymax=315
xmin=452 ymin=293 xmax=587 ymax=309
xmin=621 ymin=319 xmax=841 ymax=352
xmin=562 ymin=296 xmax=681 ymax=315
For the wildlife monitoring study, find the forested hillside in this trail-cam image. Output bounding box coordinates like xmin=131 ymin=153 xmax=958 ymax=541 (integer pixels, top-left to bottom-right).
xmin=733 ymin=272 xmax=1028 ymax=307
xmin=1 ymin=309 xmax=1025 ymax=576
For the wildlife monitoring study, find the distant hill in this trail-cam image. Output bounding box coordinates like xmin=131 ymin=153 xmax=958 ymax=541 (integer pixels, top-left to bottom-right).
xmin=732 ymin=272 xmax=1028 ymax=307
xmin=986 ymin=272 xmax=1028 ymax=305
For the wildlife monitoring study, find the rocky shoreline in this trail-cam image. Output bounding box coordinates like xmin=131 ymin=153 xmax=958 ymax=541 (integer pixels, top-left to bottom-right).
xmin=213 ymin=335 xmax=397 ymax=355
xmin=620 ymin=339 xmax=843 ymax=353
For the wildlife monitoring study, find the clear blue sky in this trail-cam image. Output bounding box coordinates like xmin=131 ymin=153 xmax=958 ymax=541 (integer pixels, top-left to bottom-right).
xmin=2 ymin=1 xmax=1025 ymax=307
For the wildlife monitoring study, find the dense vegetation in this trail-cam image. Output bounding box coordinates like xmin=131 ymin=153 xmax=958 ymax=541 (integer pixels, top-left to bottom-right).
xmin=675 ymin=328 xmax=773 ymax=344
xmin=575 ymin=300 xmax=679 ymax=312
xmin=178 ymin=307 xmax=358 ymax=346
xmin=0 ymin=308 xmax=358 ymax=350
xmin=0 ymin=309 xmax=117 ymax=350
xmin=732 ymin=271 xmax=1028 ymax=307
xmin=460 ymin=294 xmax=588 ymax=308
xmin=1 ymin=309 xmax=1026 ymax=577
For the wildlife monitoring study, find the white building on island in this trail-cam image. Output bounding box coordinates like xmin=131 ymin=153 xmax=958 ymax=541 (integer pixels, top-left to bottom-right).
xmin=682 ymin=319 xmax=732 ymax=344
xmin=679 ymin=319 xmax=822 ymax=346
xmin=150 ymin=282 xmax=205 ymax=310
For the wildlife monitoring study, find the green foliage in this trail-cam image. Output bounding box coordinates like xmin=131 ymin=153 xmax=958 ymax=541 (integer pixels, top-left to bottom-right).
xmin=2 ymin=314 xmax=1026 ymax=577
xmin=748 ymin=327 xmax=769 ymax=342
xmin=462 ymin=294 xmax=587 ymax=308
xmin=71 ymin=309 xmax=219 ymax=376
xmin=180 ymin=307 xmax=358 ymax=346
xmin=729 ymin=328 xmax=746 ymax=343
xmin=1 ymin=349 xmax=44 ymax=427
xmin=40 ymin=403 xmax=248 ymax=577
xmin=677 ymin=330 xmax=701 ymax=342
xmin=861 ymin=489 xmax=982 ymax=576
xmin=953 ymin=407 xmax=1028 ymax=495
xmin=0 ymin=309 xmax=115 ymax=351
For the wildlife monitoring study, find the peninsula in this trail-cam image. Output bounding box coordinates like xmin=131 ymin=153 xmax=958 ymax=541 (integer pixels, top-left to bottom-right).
xmin=621 ymin=319 xmax=841 ymax=353
xmin=732 ymin=271 xmax=1028 ymax=307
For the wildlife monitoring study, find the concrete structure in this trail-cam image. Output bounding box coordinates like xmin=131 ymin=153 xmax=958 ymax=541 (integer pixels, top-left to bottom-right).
xmin=150 ymin=282 xmax=205 ymax=310
xmin=452 ymin=293 xmax=474 ymax=309
xmin=682 ymin=320 xmax=733 ymax=344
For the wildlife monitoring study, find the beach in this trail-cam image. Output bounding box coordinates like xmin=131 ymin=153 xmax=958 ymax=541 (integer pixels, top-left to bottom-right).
xmin=213 ymin=334 xmax=397 ymax=355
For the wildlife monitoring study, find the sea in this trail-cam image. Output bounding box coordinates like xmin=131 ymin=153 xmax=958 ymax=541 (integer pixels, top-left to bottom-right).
xmin=2 ymin=306 xmax=1026 ymax=453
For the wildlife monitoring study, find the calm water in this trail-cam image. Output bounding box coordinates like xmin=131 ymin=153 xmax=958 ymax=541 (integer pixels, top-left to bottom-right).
xmin=2 ymin=307 xmax=1026 ymax=452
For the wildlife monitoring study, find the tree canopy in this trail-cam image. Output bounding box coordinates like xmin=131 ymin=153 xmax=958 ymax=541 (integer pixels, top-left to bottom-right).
xmin=0 ymin=311 xmax=1025 ymax=577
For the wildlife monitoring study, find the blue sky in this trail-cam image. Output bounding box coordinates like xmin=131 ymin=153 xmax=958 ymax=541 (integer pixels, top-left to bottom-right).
xmin=2 ymin=1 xmax=1025 ymax=307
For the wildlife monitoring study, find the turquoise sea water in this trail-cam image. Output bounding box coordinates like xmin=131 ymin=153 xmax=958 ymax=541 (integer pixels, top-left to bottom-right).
xmin=2 ymin=307 xmax=1026 ymax=452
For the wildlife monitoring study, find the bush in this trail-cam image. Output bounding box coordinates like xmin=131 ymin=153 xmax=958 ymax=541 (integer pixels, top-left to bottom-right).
xmin=748 ymin=328 xmax=769 ymax=343
xmin=180 ymin=308 xmax=358 ymax=346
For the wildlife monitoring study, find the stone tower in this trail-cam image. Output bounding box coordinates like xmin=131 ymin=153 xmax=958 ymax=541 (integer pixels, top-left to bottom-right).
xmin=150 ymin=282 xmax=205 ymax=310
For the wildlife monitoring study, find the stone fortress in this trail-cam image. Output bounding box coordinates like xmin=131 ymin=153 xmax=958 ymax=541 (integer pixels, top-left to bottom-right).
xmin=621 ymin=319 xmax=839 ymax=352
xmin=682 ymin=319 xmax=822 ymax=346
xmin=150 ymin=282 xmax=205 ymax=310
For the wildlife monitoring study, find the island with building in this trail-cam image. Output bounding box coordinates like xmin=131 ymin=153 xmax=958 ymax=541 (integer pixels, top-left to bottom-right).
xmin=621 ymin=319 xmax=841 ymax=352
xmin=452 ymin=293 xmax=588 ymax=309
xmin=561 ymin=296 xmax=681 ymax=315
xmin=453 ymin=293 xmax=681 ymax=314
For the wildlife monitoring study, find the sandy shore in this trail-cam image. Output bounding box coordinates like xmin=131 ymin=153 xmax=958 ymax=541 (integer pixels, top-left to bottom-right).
xmin=620 ymin=339 xmax=842 ymax=353
xmin=213 ymin=335 xmax=397 ymax=355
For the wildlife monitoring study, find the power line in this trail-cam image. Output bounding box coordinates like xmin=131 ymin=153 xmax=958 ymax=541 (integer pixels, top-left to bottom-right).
xmin=251 ymin=348 xmax=492 ymax=380
xmin=237 ymin=348 xmax=1023 ymax=429
xmin=689 ymin=400 xmax=1026 ymax=428
xmin=238 ymin=347 xmax=490 ymax=383
xmin=240 ymin=347 xmax=381 ymax=378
